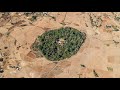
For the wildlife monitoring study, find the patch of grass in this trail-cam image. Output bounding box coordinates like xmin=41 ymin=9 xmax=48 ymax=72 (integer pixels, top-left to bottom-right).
xmin=32 ymin=27 xmax=86 ymax=61
xmin=112 ymin=25 xmax=119 ymax=32
xmin=77 ymin=73 xmax=82 ymax=78
xmin=113 ymin=29 xmax=119 ymax=32
xmin=106 ymin=44 xmax=110 ymax=46
xmin=107 ymin=67 xmax=113 ymax=72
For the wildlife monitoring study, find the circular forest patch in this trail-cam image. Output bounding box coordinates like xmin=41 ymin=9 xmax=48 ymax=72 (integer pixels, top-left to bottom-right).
xmin=31 ymin=27 xmax=86 ymax=61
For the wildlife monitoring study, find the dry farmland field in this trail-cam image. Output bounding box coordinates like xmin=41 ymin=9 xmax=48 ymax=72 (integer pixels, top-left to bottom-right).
xmin=0 ymin=12 xmax=120 ymax=78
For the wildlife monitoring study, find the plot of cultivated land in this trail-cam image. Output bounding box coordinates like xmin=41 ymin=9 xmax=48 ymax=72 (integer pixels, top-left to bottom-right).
xmin=31 ymin=27 xmax=86 ymax=61
xmin=1 ymin=12 xmax=120 ymax=78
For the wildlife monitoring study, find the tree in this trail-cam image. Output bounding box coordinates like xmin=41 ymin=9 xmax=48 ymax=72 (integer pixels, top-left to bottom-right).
xmin=31 ymin=27 xmax=86 ymax=61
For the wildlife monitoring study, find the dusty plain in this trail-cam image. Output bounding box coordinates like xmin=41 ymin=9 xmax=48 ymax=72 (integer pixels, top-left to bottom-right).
xmin=0 ymin=12 xmax=120 ymax=78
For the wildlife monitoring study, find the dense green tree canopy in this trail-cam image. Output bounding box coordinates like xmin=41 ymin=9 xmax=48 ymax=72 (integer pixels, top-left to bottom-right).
xmin=32 ymin=27 xmax=86 ymax=61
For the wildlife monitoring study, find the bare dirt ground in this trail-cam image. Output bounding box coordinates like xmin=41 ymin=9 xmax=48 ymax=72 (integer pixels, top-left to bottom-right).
xmin=0 ymin=12 xmax=120 ymax=78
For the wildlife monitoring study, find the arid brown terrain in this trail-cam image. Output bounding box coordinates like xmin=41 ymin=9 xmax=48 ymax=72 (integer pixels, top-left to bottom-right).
xmin=0 ymin=12 xmax=120 ymax=78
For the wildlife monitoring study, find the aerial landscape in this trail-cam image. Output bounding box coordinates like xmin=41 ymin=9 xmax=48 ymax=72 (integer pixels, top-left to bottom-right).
xmin=0 ymin=12 xmax=120 ymax=78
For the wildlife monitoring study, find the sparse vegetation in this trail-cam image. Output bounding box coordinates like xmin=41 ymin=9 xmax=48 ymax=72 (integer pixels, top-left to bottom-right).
xmin=113 ymin=40 xmax=119 ymax=45
xmin=32 ymin=27 xmax=86 ymax=61
xmin=29 ymin=16 xmax=37 ymax=21
xmin=107 ymin=67 xmax=113 ymax=72
xmin=93 ymin=70 xmax=99 ymax=77
xmin=89 ymin=14 xmax=102 ymax=28
xmin=112 ymin=25 xmax=120 ymax=32
xmin=114 ymin=15 xmax=120 ymax=22
xmin=80 ymin=64 xmax=86 ymax=68
xmin=0 ymin=58 xmax=3 ymax=62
